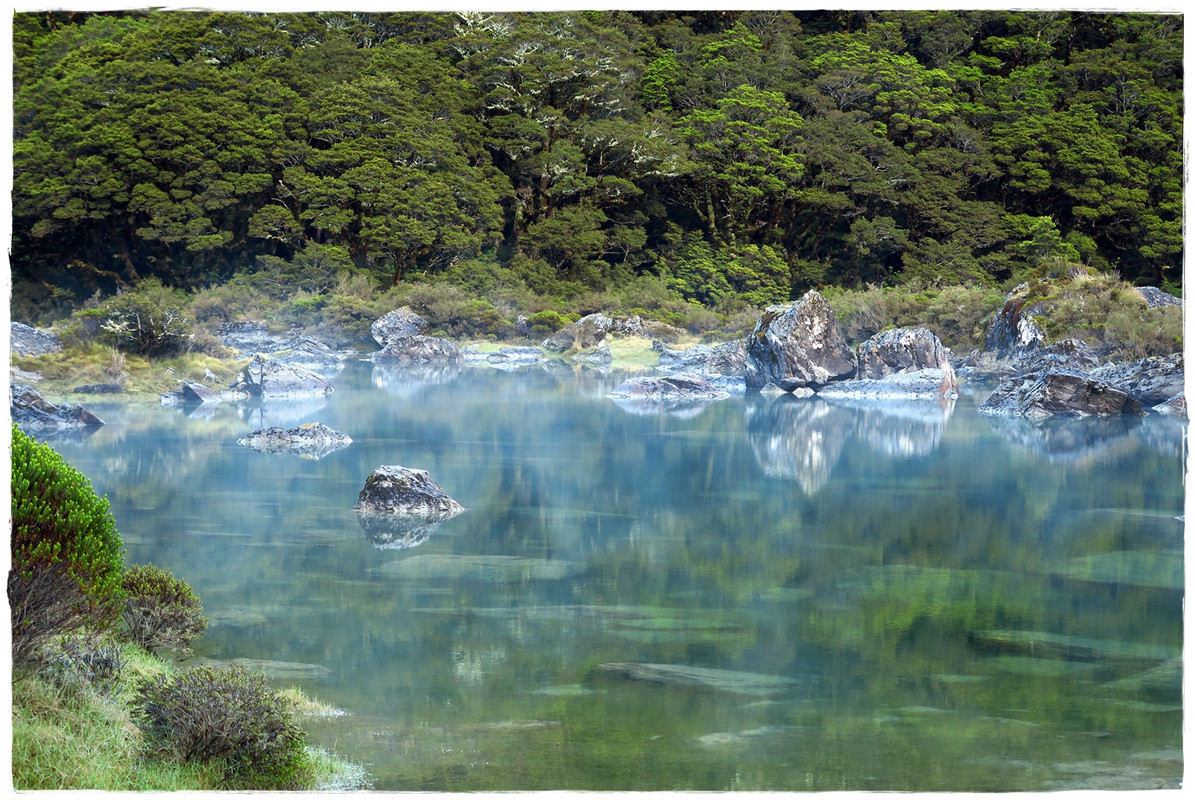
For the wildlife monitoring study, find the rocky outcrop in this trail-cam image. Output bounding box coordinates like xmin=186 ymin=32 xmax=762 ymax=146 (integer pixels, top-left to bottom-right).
xmin=73 ymin=382 xmax=123 ymax=394
xmin=1153 ymin=393 xmax=1186 ymax=418
xmin=370 ymin=307 xmax=430 ymax=347
xmin=745 ymin=291 xmax=857 ymax=391
xmin=10 ymin=322 xmax=63 ymax=357
xmin=824 ymin=327 xmax=958 ymax=399
xmin=983 ymin=282 xmax=1048 ymax=360
xmin=217 ymin=322 xmax=348 ymax=370
xmin=237 ymin=422 xmax=352 ymax=459
xmin=1136 ymin=286 xmax=1182 ymax=308
xmin=574 ymin=344 xmax=612 ymax=369
xmin=978 ymin=370 xmax=1145 ymax=421
xmin=818 ymin=370 xmax=958 ymax=401
xmin=230 ymin=354 xmax=334 ymax=399
xmin=370 ymin=335 xmax=463 ymax=365
xmin=654 ymin=340 xmax=747 ymax=392
xmin=608 ymin=374 xmax=731 ymax=403
xmin=354 ymin=465 xmax=465 ymax=518
xmin=11 ymin=383 xmax=105 ymax=432
xmin=1090 ymin=353 xmax=1184 ymax=408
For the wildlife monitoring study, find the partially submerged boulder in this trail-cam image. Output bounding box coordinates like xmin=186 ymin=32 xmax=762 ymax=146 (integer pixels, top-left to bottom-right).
xmin=230 ymin=354 xmax=334 ymax=399
xmin=237 ymin=422 xmax=352 ymax=459
xmin=842 ymin=327 xmax=958 ymax=399
xmin=370 ymin=335 xmax=463 ymax=365
xmin=1090 ymin=353 xmax=1184 ymax=408
xmin=979 ymin=370 xmax=1145 ymax=421
xmin=354 ymin=465 xmax=465 ymax=518
xmin=370 ymin=307 xmax=430 ymax=347
xmin=11 ymin=383 xmax=105 ymax=433
xmin=608 ymin=374 xmax=730 ymax=403
xmin=655 ymin=339 xmax=748 ymax=392
xmin=745 ymin=291 xmax=857 ymax=391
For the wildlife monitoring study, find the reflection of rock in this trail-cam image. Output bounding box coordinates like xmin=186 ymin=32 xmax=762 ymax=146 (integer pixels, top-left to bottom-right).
xmin=827 ymin=396 xmax=954 ymax=458
xmin=371 ymin=363 xmax=460 ymax=397
xmin=370 ymin=306 xmax=430 ymax=347
xmin=371 ymin=334 xmax=463 ymax=366
xmin=237 ymin=422 xmax=352 ymax=459
xmin=464 ymin=346 xmax=548 ymax=371
xmin=237 ymin=397 xmax=330 ymax=429
xmin=745 ymin=291 xmax=857 ymax=391
xmin=594 ymin=662 xmax=797 ymax=697
xmin=984 ymin=414 xmax=1140 ymax=462
xmin=745 ymin=395 xmax=854 ymax=494
xmin=354 ymin=465 xmax=465 ymax=517
xmin=230 ymin=354 xmax=334 ymax=399
xmin=608 ymin=374 xmax=730 ymax=418
xmin=979 ymin=370 xmax=1144 ymax=420
xmin=356 ymin=513 xmax=454 ymax=550
xmin=11 ymin=383 xmax=105 ymax=434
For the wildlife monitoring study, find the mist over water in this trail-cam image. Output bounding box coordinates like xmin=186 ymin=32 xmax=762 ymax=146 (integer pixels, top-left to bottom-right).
xmin=53 ymin=360 xmax=1184 ymax=791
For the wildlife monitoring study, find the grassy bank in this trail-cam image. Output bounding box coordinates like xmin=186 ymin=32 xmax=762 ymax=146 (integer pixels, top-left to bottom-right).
xmin=11 ymin=636 xmax=369 ymax=791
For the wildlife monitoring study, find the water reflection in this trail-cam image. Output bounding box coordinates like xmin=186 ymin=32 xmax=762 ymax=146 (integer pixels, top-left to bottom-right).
xmin=356 ymin=511 xmax=464 ymax=550
xmin=371 ymin=363 xmax=461 ymax=396
xmin=984 ymin=414 xmax=1142 ymax=462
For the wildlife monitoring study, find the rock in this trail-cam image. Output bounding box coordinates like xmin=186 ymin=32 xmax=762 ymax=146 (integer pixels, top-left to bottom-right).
xmin=655 ymin=339 xmax=748 ymax=393
xmin=216 ymin=320 xmax=271 ymax=352
xmin=370 ymin=335 xmax=463 ymax=365
xmin=1015 ymin=338 xmax=1105 ymax=375
xmin=848 ymin=327 xmax=957 ymax=397
xmin=594 ymin=662 xmax=797 ymax=697
xmin=370 ymin=306 xmax=430 ymax=347
xmin=543 ymin=312 xmax=613 ymax=352
xmin=514 ymin=315 xmax=531 ymax=338
xmin=818 ymin=369 xmax=958 ymax=401
xmin=1090 ymin=353 xmax=1184 ymax=408
xmin=10 ymin=322 xmax=63 ymax=357
xmin=611 ymin=315 xmax=685 ymax=342
xmin=483 ymin=346 xmax=547 ymax=371
xmin=354 ymin=465 xmax=465 ymax=518
xmin=1152 ymin=393 xmax=1186 ymax=418
xmin=216 ymin=322 xmax=348 ymax=370
xmin=237 ymin=422 xmax=352 ymax=459
xmin=1135 ymin=286 xmax=1182 ymax=308
xmin=574 ymin=344 xmax=612 ymax=368
xmin=73 ymin=382 xmax=123 ymax=394
xmin=11 ymin=383 xmax=105 ymax=432
xmin=230 ymin=354 xmax=334 ymax=399
xmin=181 ymin=381 xmax=221 ymax=404
xmin=608 ymin=374 xmax=730 ymax=403
xmin=978 ymin=370 xmax=1145 ymax=421
xmin=745 ymin=291 xmax=857 ymax=390
xmin=984 ymin=283 xmax=1047 ymax=360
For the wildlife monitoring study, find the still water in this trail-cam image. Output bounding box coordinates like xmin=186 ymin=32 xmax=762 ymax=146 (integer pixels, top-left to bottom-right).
xmin=53 ymin=360 xmax=1183 ymax=791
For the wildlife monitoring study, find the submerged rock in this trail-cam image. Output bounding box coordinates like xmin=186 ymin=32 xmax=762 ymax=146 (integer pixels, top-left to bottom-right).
xmin=595 ymin=662 xmax=798 ymax=697
xmin=745 ymin=291 xmax=857 ymax=391
xmin=978 ymin=370 xmax=1144 ymax=421
xmin=237 ymin=422 xmax=352 ymax=459
xmin=11 ymin=383 xmax=105 ymax=433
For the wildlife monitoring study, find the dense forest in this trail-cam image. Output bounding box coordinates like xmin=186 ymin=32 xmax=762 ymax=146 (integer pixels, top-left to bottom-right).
xmin=11 ymin=10 xmax=1184 ymax=323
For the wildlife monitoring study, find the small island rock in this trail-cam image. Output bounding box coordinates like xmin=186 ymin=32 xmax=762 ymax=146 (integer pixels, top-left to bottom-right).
xmin=745 ymin=291 xmax=857 ymax=391
xmin=354 ymin=465 xmax=465 ymax=518
xmin=237 ymin=422 xmax=352 ymax=459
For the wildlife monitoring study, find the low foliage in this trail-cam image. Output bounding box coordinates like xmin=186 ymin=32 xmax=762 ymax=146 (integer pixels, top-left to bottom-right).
xmin=823 ymin=282 xmax=1006 ymax=352
xmin=10 ymin=426 xmax=126 ymax=667
xmin=122 ymin=564 xmax=209 ymax=657
xmin=136 ymin=664 xmax=312 ymax=790
xmin=94 ymin=279 xmax=197 ymax=358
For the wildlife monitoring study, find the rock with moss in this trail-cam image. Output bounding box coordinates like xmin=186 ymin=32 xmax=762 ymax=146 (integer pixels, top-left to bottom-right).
xmin=745 ymin=291 xmax=857 ymax=391
xmin=370 ymin=334 xmax=462 ymax=365
xmin=978 ymin=370 xmax=1145 ymax=421
xmin=543 ymin=312 xmax=613 ymax=352
xmin=354 ymin=465 xmax=465 ymax=519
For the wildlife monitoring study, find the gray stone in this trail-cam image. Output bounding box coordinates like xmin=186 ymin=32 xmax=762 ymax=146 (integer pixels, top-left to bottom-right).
xmin=1152 ymin=393 xmax=1186 ymax=418
xmin=10 ymin=322 xmax=63 ymax=357
xmin=370 ymin=307 xmax=430 ymax=347
xmin=370 ymin=335 xmax=462 ymax=365
xmin=655 ymin=339 xmax=748 ymax=392
xmin=230 ymin=354 xmax=334 ymax=399
xmin=543 ymin=312 xmax=613 ymax=352
xmin=11 ymin=383 xmax=105 ymax=432
xmin=818 ymin=369 xmax=958 ymax=401
xmin=354 ymin=465 xmax=465 ymax=518
xmin=237 ymin=422 xmax=352 ymax=459
xmin=1135 ymin=286 xmax=1182 ymax=308
xmin=979 ymin=370 xmax=1145 ymax=421
xmin=1090 ymin=353 xmax=1184 ymax=407
xmin=608 ymin=374 xmax=730 ymax=403
xmin=745 ymin=291 xmax=857 ymax=390
xmin=984 ymin=283 xmax=1047 ymax=359
xmin=72 ymin=382 xmax=123 ymax=394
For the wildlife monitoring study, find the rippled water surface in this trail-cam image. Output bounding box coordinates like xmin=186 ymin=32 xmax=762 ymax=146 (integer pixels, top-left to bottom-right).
xmin=53 ymin=361 xmax=1184 ymax=791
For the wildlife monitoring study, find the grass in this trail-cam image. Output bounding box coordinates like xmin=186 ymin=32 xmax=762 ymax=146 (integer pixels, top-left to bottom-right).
xmin=11 ymin=635 xmax=369 ymax=791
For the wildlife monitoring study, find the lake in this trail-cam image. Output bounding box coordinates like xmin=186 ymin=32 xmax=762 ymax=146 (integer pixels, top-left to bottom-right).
xmin=50 ymin=359 xmax=1184 ymax=791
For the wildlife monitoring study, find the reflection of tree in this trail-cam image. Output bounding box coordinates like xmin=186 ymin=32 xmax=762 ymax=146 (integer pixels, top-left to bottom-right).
xmin=745 ymin=395 xmax=854 ymax=494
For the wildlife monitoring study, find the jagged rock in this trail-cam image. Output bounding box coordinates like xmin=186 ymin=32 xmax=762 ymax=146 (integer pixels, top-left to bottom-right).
xmin=370 ymin=335 xmax=462 ymax=365
xmin=1090 ymin=353 xmax=1184 ymax=408
xmin=515 ymin=315 xmax=531 ymax=338
xmin=230 ymin=354 xmax=334 ymax=399
xmin=543 ymin=312 xmax=613 ymax=352
xmin=655 ymin=339 xmax=748 ymax=392
xmin=10 ymin=322 xmax=63 ymax=357
xmin=353 ymin=465 xmax=465 ymax=518
xmin=1136 ymin=286 xmax=1182 ymax=308
xmin=11 ymin=383 xmax=105 ymax=432
xmin=611 ymin=315 xmax=685 ymax=342
xmin=858 ymin=328 xmax=954 ymax=378
xmin=216 ymin=322 xmax=347 ymax=369
xmin=216 ymin=320 xmax=271 ymax=352
xmin=818 ymin=370 xmax=958 ymax=400
xmin=984 ymin=283 xmax=1047 ymax=360
xmin=237 ymin=422 xmax=352 ymax=459
xmin=745 ymin=291 xmax=857 ymax=390
xmin=370 ymin=307 xmax=430 ymax=347
xmin=1016 ymin=338 xmax=1105 ymax=374
xmin=608 ymin=374 xmax=730 ymax=403
xmin=978 ymin=370 xmax=1145 ymax=421
xmin=73 ymin=382 xmax=123 ymax=394
xmin=574 ymin=345 xmax=612 ymax=368
xmin=1153 ymin=393 xmax=1186 ymax=418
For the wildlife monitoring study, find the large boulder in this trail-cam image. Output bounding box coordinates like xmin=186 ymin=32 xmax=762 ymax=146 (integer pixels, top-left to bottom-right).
xmin=817 ymin=370 xmax=958 ymax=401
xmin=745 ymin=291 xmax=857 ymax=390
xmin=11 ymin=383 xmax=105 ymax=432
xmin=978 ymin=370 xmax=1145 ymax=421
xmin=237 ymin=422 xmax=352 ymax=459
xmin=354 ymin=465 xmax=465 ymax=518
xmin=543 ymin=313 xmax=613 ymax=352
xmin=1090 ymin=353 xmax=1184 ymax=408
xmin=983 ymin=283 xmax=1047 ymax=360
xmin=851 ymin=327 xmax=958 ymax=397
xmin=370 ymin=335 xmax=462 ymax=365
xmin=370 ymin=307 xmax=430 ymax=347
xmin=230 ymin=354 xmax=334 ymax=399
xmin=10 ymin=322 xmax=63 ymax=357
xmin=655 ymin=340 xmax=748 ymax=393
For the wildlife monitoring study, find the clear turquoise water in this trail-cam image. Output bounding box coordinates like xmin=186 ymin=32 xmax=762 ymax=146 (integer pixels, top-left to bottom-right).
xmin=52 ymin=361 xmax=1184 ymax=791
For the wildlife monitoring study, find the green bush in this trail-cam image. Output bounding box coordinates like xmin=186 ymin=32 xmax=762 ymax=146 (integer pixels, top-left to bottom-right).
xmin=121 ymin=564 xmax=209 ymax=657
xmin=136 ymin=664 xmax=312 ymax=790
xmin=96 ymin=279 xmax=195 ymax=358
xmin=9 ymin=426 xmax=126 ymax=667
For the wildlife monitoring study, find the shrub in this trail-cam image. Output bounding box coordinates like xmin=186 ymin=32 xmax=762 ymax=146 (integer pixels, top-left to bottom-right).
xmin=96 ymin=279 xmax=195 ymax=357
xmin=10 ymin=426 xmax=126 ymax=667
xmin=42 ymin=636 xmax=125 ymax=697
xmin=136 ymin=664 xmax=311 ymax=790
xmin=122 ymin=564 xmax=209 ymax=657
